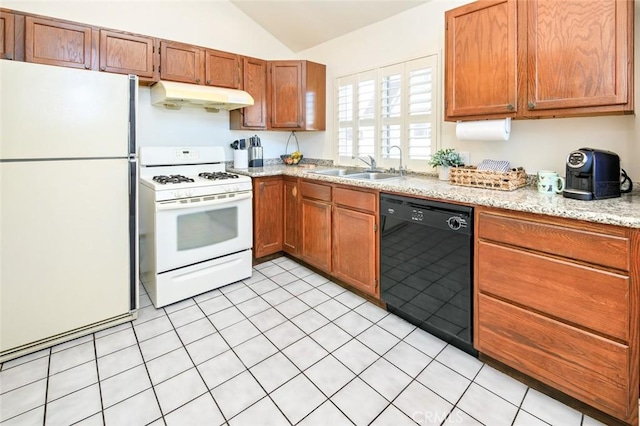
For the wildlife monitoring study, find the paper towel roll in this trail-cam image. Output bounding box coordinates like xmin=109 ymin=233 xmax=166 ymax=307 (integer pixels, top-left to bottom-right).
xmin=456 ymin=118 xmax=511 ymax=141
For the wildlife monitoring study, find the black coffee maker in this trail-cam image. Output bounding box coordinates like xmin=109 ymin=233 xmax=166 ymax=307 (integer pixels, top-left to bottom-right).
xmin=563 ymin=148 xmax=621 ymax=200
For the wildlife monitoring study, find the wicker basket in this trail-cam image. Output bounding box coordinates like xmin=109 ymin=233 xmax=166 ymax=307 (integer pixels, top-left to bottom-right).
xmin=449 ymin=166 xmax=527 ymax=191
xmin=281 ymin=131 xmax=303 ymax=165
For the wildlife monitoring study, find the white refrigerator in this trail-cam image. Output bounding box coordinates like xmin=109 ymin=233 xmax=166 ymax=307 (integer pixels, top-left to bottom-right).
xmin=0 ymin=60 xmax=138 ymax=362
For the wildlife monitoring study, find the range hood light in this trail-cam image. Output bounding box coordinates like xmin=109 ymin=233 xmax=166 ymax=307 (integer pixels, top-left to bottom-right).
xmin=150 ymin=81 xmax=254 ymax=112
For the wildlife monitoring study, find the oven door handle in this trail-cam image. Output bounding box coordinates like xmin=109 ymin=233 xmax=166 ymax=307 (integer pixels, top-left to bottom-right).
xmin=156 ymin=191 xmax=252 ymax=211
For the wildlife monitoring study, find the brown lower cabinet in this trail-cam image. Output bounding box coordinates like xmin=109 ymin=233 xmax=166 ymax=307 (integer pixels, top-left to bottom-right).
xmin=283 ymin=177 xmax=299 ymax=255
xmin=332 ymin=187 xmax=378 ymax=297
xmin=475 ymin=207 xmax=639 ymax=425
xmin=253 ymin=176 xmax=379 ymax=297
xmin=253 ymin=177 xmax=283 ymax=258
xmin=299 ymin=180 xmax=332 ymax=272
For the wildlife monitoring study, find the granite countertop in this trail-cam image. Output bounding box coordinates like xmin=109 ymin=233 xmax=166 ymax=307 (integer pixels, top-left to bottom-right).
xmin=228 ymin=164 xmax=640 ymax=229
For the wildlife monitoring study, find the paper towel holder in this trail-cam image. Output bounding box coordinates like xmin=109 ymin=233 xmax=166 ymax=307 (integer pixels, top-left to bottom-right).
xmin=455 ymin=118 xmax=511 ymax=141
xmin=456 ymin=117 xmax=511 ymax=130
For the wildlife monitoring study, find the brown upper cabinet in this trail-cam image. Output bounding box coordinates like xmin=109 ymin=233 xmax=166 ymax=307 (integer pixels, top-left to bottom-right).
xmin=25 ymin=16 xmax=92 ymax=70
xmin=0 ymin=11 xmax=15 ymax=60
xmin=160 ymin=41 xmax=241 ymax=89
xmin=268 ymin=60 xmax=326 ymax=131
xmin=231 ymin=56 xmax=268 ymax=129
xmin=445 ymin=0 xmax=634 ymax=121
xmin=99 ymin=30 xmax=156 ymax=81
xmin=159 ymin=41 xmax=204 ymax=84
xmin=205 ymin=49 xmax=240 ymax=88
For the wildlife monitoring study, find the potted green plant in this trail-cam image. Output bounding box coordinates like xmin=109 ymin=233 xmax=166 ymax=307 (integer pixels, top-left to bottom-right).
xmin=429 ymin=148 xmax=464 ymax=180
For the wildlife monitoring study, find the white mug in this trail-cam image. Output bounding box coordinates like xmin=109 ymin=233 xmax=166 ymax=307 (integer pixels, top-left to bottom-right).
xmin=537 ymin=170 xmax=565 ymax=194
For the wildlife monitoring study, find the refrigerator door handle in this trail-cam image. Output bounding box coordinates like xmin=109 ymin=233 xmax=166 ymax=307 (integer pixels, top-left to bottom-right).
xmin=128 ymin=74 xmax=139 ymax=312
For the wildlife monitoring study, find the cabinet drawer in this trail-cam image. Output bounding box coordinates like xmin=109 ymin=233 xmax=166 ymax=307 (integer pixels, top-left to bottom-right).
xmin=477 ymin=294 xmax=632 ymax=420
xmin=334 ymin=187 xmax=376 ymax=213
xmin=478 ymin=241 xmax=629 ymax=341
xmin=300 ymin=181 xmax=331 ymax=202
xmin=478 ymin=211 xmax=629 ymax=271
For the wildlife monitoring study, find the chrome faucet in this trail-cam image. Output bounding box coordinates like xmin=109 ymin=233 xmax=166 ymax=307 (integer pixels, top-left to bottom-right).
xmin=355 ymin=155 xmax=377 ymax=171
xmin=387 ymin=145 xmax=405 ymax=176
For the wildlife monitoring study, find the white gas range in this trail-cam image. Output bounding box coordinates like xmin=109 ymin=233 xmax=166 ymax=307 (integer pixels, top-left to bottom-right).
xmin=139 ymin=146 xmax=253 ymax=308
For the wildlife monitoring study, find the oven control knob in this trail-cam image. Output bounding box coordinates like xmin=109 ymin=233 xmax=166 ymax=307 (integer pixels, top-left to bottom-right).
xmin=185 ymin=190 xmax=193 ymax=197
xmin=174 ymin=190 xmax=183 ymax=198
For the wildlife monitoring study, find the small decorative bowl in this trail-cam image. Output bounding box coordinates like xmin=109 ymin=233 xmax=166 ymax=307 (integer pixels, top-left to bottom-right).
xmin=281 ymin=154 xmax=303 ymax=165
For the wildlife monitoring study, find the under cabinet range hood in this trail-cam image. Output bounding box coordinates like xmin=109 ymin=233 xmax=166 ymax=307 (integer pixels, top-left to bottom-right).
xmin=150 ymin=81 xmax=254 ymax=112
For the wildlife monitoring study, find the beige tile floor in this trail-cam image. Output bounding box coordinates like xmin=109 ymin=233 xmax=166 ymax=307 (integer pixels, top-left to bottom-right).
xmin=0 ymin=257 xmax=608 ymax=425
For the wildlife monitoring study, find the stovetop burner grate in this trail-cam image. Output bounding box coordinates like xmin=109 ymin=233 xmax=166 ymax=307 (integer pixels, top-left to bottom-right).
xmin=198 ymin=172 xmax=240 ymax=180
xmin=152 ymin=174 xmax=195 ymax=185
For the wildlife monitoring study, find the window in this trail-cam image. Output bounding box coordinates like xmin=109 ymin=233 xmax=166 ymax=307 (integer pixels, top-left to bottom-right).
xmin=335 ymin=55 xmax=438 ymax=171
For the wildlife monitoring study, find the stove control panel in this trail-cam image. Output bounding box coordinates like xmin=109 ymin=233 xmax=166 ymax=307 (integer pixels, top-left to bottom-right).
xmin=173 ymin=149 xmax=200 ymax=162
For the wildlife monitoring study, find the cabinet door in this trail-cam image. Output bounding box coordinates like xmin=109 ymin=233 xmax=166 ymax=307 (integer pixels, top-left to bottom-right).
xmin=160 ymin=41 xmax=204 ymax=84
xmin=283 ymin=178 xmax=299 ymax=255
xmin=300 ymin=198 xmax=331 ymax=272
xmin=232 ymin=57 xmax=267 ymax=129
xmin=524 ymin=0 xmax=631 ymax=115
xmin=445 ymin=0 xmax=517 ymax=120
xmin=25 ymin=17 xmax=92 ymax=70
xmin=253 ymin=178 xmax=283 ymax=258
xmin=269 ymin=61 xmax=303 ymax=129
xmin=0 ymin=11 xmax=14 ymax=60
xmin=205 ymin=49 xmax=240 ymax=89
xmin=332 ymin=206 xmax=377 ymax=296
xmin=99 ymin=30 xmax=155 ymax=79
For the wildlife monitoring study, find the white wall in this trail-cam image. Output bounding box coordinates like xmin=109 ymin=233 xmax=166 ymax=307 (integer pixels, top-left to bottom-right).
xmin=3 ymin=0 xmax=301 ymax=160
xmin=6 ymin=0 xmax=640 ymax=176
xmin=298 ymin=0 xmax=640 ymax=180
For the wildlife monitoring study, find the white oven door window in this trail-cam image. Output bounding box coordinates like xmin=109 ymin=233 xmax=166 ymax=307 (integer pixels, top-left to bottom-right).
xmin=155 ymin=192 xmax=252 ymax=273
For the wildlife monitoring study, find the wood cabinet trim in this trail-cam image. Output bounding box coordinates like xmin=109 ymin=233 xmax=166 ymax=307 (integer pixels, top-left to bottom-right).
xmin=477 ymin=294 xmax=634 ymax=421
xmin=477 ymin=209 xmax=630 ymax=271
xmin=0 ymin=11 xmax=15 ymax=60
xmin=159 ymin=40 xmax=205 ymax=84
xmin=25 ymin=16 xmax=92 ymax=70
xmin=445 ymin=0 xmax=634 ymax=121
xmin=300 ymin=180 xmax=332 ymax=202
xmin=333 ymin=187 xmax=377 ymax=214
xmin=478 ymin=240 xmax=630 ymax=342
xmin=99 ymin=29 xmax=155 ymax=78
xmin=524 ymin=0 xmax=630 ymax=114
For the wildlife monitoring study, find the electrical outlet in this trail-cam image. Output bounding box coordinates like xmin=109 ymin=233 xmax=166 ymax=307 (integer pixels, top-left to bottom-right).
xmin=459 ymin=151 xmax=470 ymax=166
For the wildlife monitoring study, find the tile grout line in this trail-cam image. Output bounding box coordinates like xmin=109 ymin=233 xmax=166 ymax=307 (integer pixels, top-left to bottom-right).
xmin=93 ymin=333 xmax=107 ymax=426
xmin=193 ymin=289 xmax=295 ymax=425
xmin=163 ymin=298 xmax=233 ymax=426
xmin=41 ymin=347 xmax=52 ymax=426
xmin=130 ymin=320 xmax=170 ymax=425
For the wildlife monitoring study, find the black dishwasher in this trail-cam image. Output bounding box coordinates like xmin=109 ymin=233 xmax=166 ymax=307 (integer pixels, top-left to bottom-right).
xmin=379 ymin=193 xmax=476 ymax=356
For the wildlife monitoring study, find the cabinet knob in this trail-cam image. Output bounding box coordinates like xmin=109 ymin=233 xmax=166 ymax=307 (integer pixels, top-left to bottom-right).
xmin=100 ymin=66 xmax=106 ymax=71
xmin=4 ymin=53 xmax=12 ymax=60
xmin=195 ymin=78 xmax=201 ymax=83
xmin=528 ymin=102 xmax=536 ymax=109
xmin=507 ymin=103 xmax=514 ymax=111
xmin=206 ymin=80 xmax=211 ymax=85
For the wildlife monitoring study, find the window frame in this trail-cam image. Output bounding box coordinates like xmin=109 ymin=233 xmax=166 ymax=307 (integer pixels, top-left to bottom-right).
xmin=334 ymin=54 xmax=440 ymax=172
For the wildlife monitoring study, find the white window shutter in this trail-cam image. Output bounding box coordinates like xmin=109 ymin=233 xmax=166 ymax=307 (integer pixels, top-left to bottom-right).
xmin=335 ymin=54 xmax=439 ymax=172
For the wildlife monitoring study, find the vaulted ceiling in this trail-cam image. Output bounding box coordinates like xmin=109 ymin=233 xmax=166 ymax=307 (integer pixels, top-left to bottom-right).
xmin=229 ymin=0 xmax=431 ymax=52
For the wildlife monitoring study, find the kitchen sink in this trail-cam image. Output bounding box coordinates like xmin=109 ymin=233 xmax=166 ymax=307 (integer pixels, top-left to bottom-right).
xmin=312 ymin=169 xmax=364 ymax=176
xmin=313 ymin=169 xmax=362 ymax=176
xmin=344 ymin=172 xmax=399 ymax=180
xmin=312 ymin=169 xmax=400 ymax=180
